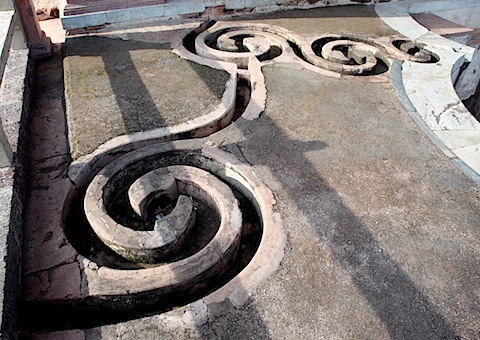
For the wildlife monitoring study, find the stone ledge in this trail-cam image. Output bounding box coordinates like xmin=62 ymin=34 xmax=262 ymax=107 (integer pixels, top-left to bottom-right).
xmin=60 ymin=0 xmax=390 ymax=30
xmin=0 ymin=48 xmax=33 ymax=338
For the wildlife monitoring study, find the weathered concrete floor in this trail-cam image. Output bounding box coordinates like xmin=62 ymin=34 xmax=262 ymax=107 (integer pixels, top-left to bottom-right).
xmin=64 ymin=36 xmax=230 ymax=159
xmin=23 ymin=6 xmax=480 ymax=339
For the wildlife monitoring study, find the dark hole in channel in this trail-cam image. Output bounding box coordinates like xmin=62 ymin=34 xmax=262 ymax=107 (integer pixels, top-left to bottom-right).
xmin=288 ymin=39 xmax=307 ymax=61
xmin=227 ymin=34 xmax=255 ymax=52
xmin=257 ymin=45 xmax=283 ymax=62
xmin=63 ymin=188 xmax=222 ymax=269
xmin=182 ymin=20 xmax=217 ymax=54
xmin=20 ymin=177 xmax=262 ymax=333
xmin=186 ymin=25 xmax=283 ymax=68
xmin=331 ymin=45 xmax=367 ymax=66
xmin=392 ymin=39 xmax=439 ymax=63
xmin=311 ymin=37 xmax=389 ymax=76
xmin=234 ymin=76 xmax=251 ymax=120
xmin=408 ymin=46 xmax=420 ymax=55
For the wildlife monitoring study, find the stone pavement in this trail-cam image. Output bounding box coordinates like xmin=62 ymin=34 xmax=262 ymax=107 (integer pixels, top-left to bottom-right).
xmin=64 ymin=35 xmax=231 ymax=159
xmin=21 ymin=5 xmax=480 ymax=339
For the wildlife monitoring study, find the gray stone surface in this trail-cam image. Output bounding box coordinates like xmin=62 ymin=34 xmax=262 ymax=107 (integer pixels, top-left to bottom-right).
xmin=21 ymin=5 xmax=480 ymax=339
xmin=64 ymin=36 xmax=230 ymax=159
xmin=0 ymin=47 xmax=32 ymax=339
xmin=201 ymin=65 xmax=480 ymax=339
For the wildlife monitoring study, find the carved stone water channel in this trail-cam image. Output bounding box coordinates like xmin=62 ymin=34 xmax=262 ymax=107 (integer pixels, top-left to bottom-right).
xmin=25 ymin=14 xmax=436 ymax=331
xmin=19 ymin=6 xmax=480 ymax=338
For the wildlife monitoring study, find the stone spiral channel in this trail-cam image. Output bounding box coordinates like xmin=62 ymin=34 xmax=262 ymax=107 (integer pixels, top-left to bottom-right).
xmin=85 ymin=165 xmax=242 ymax=266
xmin=53 ymin=140 xmax=284 ymax=329
xmin=190 ymin=22 xmax=438 ymax=78
xmin=25 ymin=20 xmax=441 ymax=331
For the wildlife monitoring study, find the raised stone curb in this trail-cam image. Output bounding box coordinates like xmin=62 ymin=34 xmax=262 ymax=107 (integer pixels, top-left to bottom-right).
xmin=0 ymin=48 xmax=33 ymax=338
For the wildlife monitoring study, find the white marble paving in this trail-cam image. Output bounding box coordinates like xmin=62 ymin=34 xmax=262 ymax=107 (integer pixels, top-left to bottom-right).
xmin=376 ymin=0 xmax=480 ymax=183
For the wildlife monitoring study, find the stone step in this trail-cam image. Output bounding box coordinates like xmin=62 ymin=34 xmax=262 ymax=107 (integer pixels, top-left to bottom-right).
xmin=411 ymin=13 xmax=478 ymax=46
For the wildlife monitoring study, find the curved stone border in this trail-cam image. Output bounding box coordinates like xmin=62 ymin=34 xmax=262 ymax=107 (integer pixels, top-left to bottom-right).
xmin=190 ymin=22 xmax=397 ymax=80
xmin=87 ymin=144 xmax=286 ymax=329
xmin=174 ymin=22 xmax=420 ymax=127
xmin=85 ymin=165 xmax=243 ymax=264
xmin=376 ymin=0 xmax=480 ymax=184
xmin=75 ymin=140 xmax=285 ymax=318
xmin=199 ymin=146 xmax=285 ymax=310
xmin=195 ymin=26 xmax=290 ymax=68
xmin=309 ymin=38 xmax=382 ymax=75
xmin=83 ymin=160 xmax=243 ymax=295
xmin=178 ymin=21 xmax=445 ymax=104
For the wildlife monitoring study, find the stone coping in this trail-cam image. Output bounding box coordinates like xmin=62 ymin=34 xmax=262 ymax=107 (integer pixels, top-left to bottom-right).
xmin=60 ymin=0 xmax=388 ymax=30
xmin=376 ymin=0 xmax=480 ymax=185
xmin=0 ymin=47 xmax=32 ymax=338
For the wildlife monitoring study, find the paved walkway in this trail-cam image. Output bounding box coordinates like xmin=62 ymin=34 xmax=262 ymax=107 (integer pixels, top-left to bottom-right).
xmin=24 ymin=5 xmax=480 ymax=339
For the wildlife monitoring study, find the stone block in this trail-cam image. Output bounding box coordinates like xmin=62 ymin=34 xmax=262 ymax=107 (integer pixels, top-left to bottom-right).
xmin=225 ymin=0 xmax=246 ymax=10
xmin=245 ymin=0 xmax=277 ymax=8
xmin=164 ymin=0 xmax=205 ymax=17
xmin=104 ymin=8 xmax=132 ymax=23
xmin=105 ymin=5 xmax=165 ymax=24
xmin=61 ymin=12 xmax=107 ymax=30
xmin=129 ymin=4 xmax=165 ymax=20
xmin=205 ymin=0 xmax=224 ymax=7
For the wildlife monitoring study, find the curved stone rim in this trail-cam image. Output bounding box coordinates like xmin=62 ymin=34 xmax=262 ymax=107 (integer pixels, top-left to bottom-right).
xmin=320 ymin=40 xmax=379 ymax=75
xmin=75 ymin=140 xmax=285 ymax=317
xmin=307 ymin=35 xmax=391 ymax=76
xmin=390 ymin=39 xmax=439 ymax=63
xmin=192 ymin=23 xmax=397 ymax=81
xmin=84 ymin=160 xmax=242 ymax=287
xmin=86 ymin=166 xmax=201 ymax=263
xmin=195 ymin=26 xmax=290 ymax=68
